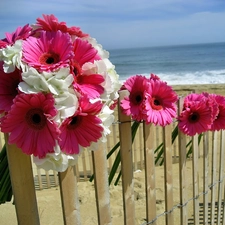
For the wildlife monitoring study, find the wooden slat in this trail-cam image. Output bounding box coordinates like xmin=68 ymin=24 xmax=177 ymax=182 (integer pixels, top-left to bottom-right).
xmin=163 ymin=124 xmax=174 ymax=225
xmin=133 ymin=135 xmax=138 ymax=171
xmin=192 ymin=134 xmax=199 ymax=224
xmin=81 ymin=151 xmax=88 ymax=181
xmin=5 ymin=134 xmax=40 ymax=225
xmin=107 ymin=133 xmax=113 ymax=170
xmin=143 ymin=123 xmax=157 ymax=224
xmin=92 ymin=146 xmax=112 ymax=225
xmin=203 ymin=132 xmax=209 ymax=224
xmin=45 ymin=170 xmax=51 ymax=188
xmin=37 ymin=168 xmax=43 ymax=190
xmin=217 ymin=130 xmax=225 ymax=225
xmin=118 ymin=90 xmax=135 ymax=225
xmin=59 ymin=166 xmax=80 ymax=225
xmin=88 ymin=150 xmax=93 ymax=176
xmin=223 ymin=184 xmax=225 ymax=225
xmin=75 ymin=164 xmax=80 ymax=182
xmin=178 ymin=97 xmax=188 ymax=225
xmin=210 ymin=131 xmax=218 ymax=224
xmin=139 ymin=123 xmax=144 ymax=170
xmin=173 ymin=122 xmax=178 ymax=163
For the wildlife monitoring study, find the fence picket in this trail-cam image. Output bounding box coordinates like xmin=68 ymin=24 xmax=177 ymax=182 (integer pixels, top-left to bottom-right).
xmin=45 ymin=170 xmax=51 ymax=188
xmin=58 ymin=166 xmax=80 ymax=225
xmin=5 ymin=134 xmax=40 ymax=225
xmin=217 ymin=130 xmax=225 ymax=225
xmin=92 ymin=146 xmax=112 ymax=225
xmin=163 ymin=124 xmax=174 ymax=224
xmin=118 ymin=90 xmax=135 ymax=225
xmin=143 ymin=123 xmax=157 ymax=224
xmin=210 ymin=131 xmax=218 ymax=224
xmin=203 ymin=132 xmax=209 ymax=224
xmin=178 ymin=97 xmax=188 ymax=225
xmin=192 ymin=134 xmax=199 ymax=224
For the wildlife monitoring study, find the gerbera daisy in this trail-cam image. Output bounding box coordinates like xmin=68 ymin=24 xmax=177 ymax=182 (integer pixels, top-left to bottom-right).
xmin=0 ymin=24 xmax=32 ymax=49
xmin=72 ymin=38 xmax=104 ymax=98
xmin=201 ymin=92 xmax=219 ymax=121
xmin=0 ymin=62 xmax=21 ymax=112
xmin=59 ymin=96 xmax=103 ymax=154
xmin=35 ymin=14 xmax=89 ymax=37
xmin=178 ymin=100 xmax=213 ymax=136
xmin=3 ymin=24 xmax=32 ymax=46
xmin=209 ymin=94 xmax=225 ymax=131
xmin=145 ymin=79 xmax=178 ymax=126
xmin=183 ymin=93 xmax=206 ymax=109
xmin=120 ymin=75 xmax=149 ymax=121
xmin=0 ymin=93 xmax=59 ymax=158
xmin=149 ymin=73 xmax=161 ymax=81
xmin=22 ymin=30 xmax=74 ymax=72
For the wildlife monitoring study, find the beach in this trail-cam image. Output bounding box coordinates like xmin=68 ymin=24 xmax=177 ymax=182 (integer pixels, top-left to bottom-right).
xmin=1 ymin=83 xmax=225 ymax=225
xmin=0 ymin=156 xmax=220 ymax=225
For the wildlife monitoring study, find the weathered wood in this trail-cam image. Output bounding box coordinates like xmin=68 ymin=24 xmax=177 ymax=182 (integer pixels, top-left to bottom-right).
xmin=92 ymin=146 xmax=112 ymax=225
xmin=143 ymin=123 xmax=157 ymax=225
xmin=81 ymin=151 xmax=88 ymax=181
xmin=210 ymin=131 xmax=218 ymax=224
xmin=217 ymin=130 xmax=225 ymax=225
xmin=118 ymin=90 xmax=135 ymax=225
xmin=37 ymin=168 xmax=43 ymax=190
xmin=163 ymin=124 xmax=174 ymax=225
xmin=59 ymin=166 xmax=80 ymax=225
xmin=5 ymin=134 xmax=40 ymax=225
xmin=45 ymin=170 xmax=51 ymax=188
xmin=178 ymin=97 xmax=188 ymax=225
xmin=203 ymin=132 xmax=209 ymax=225
xmin=192 ymin=135 xmax=199 ymax=224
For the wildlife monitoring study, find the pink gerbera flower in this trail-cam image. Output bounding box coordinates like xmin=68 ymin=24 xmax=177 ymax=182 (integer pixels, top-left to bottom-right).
xmin=145 ymin=79 xmax=178 ymax=126
xmin=72 ymin=38 xmax=104 ymax=98
xmin=178 ymin=100 xmax=213 ymax=136
xmin=209 ymin=94 xmax=225 ymax=131
xmin=149 ymin=73 xmax=161 ymax=81
xmin=36 ymin=14 xmax=89 ymax=37
xmin=1 ymin=93 xmax=59 ymax=158
xmin=59 ymin=96 xmax=103 ymax=154
xmin=120 ymin=75 xmax=149 ymax=121
xmin=0 ymin=24 xmax=32 ymax=48
xmin=22 ymin=30 xmax=74 ymax=72
xmin=183 ymin=93 xmax=206 ymax=109
xmin=0 ymin=62 xmax=21 ymax=112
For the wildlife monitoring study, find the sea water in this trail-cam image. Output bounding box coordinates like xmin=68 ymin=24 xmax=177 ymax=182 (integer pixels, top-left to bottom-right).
xmin=108 ymin=42 xmax=225 ymax=85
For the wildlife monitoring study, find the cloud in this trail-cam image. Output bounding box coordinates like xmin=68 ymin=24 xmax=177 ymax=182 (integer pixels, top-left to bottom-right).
xmin=0 ymin=0 xmax=224 ymax=49
xmin=82 ymin=11 xmax=225 ymax=49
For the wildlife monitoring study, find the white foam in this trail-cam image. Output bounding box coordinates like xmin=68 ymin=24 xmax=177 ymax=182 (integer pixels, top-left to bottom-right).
xmin=119 ymin=69 xmax=225 ymax=85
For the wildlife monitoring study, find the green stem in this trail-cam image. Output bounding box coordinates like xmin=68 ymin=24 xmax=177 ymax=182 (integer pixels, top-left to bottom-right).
xmin=0 ymin=144 xmax=12 ymax=204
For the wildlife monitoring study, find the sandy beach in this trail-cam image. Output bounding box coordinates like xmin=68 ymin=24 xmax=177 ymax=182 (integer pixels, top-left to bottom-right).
xmin=0 ymin=83 xmax=225 ymax=225
xmin=0 ymin=156 xmax=218 ymax=225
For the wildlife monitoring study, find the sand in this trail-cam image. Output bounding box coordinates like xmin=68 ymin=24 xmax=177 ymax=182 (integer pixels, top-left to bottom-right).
xmin=1 ymin=84 xmax=225 ymax=225
xmin=0 ymin=157 xmax=211 ymax=225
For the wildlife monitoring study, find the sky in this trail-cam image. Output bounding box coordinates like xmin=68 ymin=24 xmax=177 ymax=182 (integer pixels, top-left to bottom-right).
xmin=0 ymin=0 xmax=224 ymax=50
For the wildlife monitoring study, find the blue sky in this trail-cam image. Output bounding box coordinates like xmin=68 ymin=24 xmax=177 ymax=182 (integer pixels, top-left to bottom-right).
xmin=0 ymin=0 xmax=224 ymax=50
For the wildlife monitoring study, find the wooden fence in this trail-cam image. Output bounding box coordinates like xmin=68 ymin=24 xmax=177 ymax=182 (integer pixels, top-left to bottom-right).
xmin=2 ymin=94 xmax=225 ymax=225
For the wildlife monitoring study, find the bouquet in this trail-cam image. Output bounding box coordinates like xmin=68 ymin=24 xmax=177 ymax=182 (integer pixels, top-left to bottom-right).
xmin=0 ymin=14 xmax=121 ymax=172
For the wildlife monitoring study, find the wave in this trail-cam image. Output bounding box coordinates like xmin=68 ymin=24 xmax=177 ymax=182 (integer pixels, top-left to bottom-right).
xmin=119 ymin=69 xmax=225 ymax=85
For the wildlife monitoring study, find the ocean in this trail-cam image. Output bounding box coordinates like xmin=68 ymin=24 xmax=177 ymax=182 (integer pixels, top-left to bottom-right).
xmin=108 ymin=42 xmax=225 ymax=85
